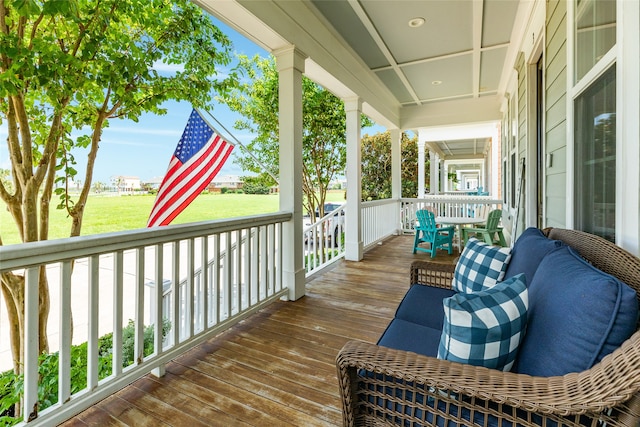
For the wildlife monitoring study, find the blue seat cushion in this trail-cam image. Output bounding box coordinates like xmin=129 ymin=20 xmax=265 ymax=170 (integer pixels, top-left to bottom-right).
xmin=503 ymin=227 xmax=564 ymax=285
xmin=394 ymin=284 xmax=456 ymax=330
xmin=377 ymin=318 xmax=443 ymax=358
xmin=514 ymin=245 xmax=639 ymax=376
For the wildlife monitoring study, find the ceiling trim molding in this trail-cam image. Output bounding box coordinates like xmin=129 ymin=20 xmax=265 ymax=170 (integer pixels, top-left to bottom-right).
xmin=472 ymin=0 xmax=483 ymax=98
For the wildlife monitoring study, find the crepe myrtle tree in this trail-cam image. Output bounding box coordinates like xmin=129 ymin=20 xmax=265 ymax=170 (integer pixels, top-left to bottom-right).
xmin=218 ymin=55 xmax=373 ymax=220
xmin=361 ymin=131 xmax=423 ymax=200
xmin=0 ymin=0 xmax=239 ymax=376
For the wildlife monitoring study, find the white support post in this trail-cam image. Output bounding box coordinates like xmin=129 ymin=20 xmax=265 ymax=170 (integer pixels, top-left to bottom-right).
xmin=345 ymin=97 xmax=363 ymax=261
xmin=390 ymin=128 xmax=402 ymax=234
xmin=275 ymin=46 xmax=306 ymax=301
xmin=491 ymin=125 xmax=500 ymax=198
xmin=441 ymin=158 xmax=447 ymax=193
xmin=429 ymin=151 xmax=438 ymax=195
xmin=417 ymin=132 xmax=426 ymax=198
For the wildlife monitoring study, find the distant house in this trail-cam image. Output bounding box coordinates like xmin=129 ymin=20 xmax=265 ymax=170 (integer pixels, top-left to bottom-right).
xmin=142 ymin=176 xmax=164 ymax=191
xmin=110 ymin=175 xmax=141 ymax=193
xmin=207 ymin=175 xmax=244 ymax=192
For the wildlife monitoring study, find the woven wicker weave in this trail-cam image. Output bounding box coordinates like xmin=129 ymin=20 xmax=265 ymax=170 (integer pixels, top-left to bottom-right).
xmin=336 ymin=228 xmax=640 ymax=427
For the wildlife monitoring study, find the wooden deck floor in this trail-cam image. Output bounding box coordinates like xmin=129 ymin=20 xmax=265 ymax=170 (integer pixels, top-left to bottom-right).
xmin=60 ymin=235 xmax=459 ymax=427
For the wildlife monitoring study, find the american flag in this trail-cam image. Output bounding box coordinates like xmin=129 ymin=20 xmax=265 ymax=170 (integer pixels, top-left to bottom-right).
xmin=147 ymin=109 xmax=234 ymax=227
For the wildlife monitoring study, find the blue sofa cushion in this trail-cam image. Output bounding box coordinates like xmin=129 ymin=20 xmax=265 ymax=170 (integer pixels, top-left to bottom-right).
xmin=503 ymin=227 xmax=564 ymax=285
xmin=438 ymin=274 xmax=528 ymax=371
xmin=377 ymin=318 xmax=442 ymax=358
xmin=452 ymin=237 xmax=512 ymax=293
xmin=395 ymin=284 xmax=456 ymax=330
xmin=514 ymin=245 xmax=639 ymax=376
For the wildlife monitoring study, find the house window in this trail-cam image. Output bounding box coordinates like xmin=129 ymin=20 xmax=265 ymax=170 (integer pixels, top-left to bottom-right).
xmin=574 ymin=65 xmax=616 ymax=242
xmin=574 ymin=0 xmax=616 ymax=83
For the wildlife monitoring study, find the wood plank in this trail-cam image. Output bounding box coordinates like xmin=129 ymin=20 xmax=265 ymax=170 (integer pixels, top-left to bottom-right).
xmin=62 ymin=235 xmax=453 ymax=426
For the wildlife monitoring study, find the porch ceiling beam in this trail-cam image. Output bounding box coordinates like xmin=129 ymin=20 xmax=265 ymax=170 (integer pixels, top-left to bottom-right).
xmin=400 ymin=96 xmax=501 ymax=129
xmin=346 ymin=0 xmax=422 ymax=106
xmin=425 ymin=142 xmax=446 ymax=159
xmin=440 ymin=153 xmax=486 ymax=161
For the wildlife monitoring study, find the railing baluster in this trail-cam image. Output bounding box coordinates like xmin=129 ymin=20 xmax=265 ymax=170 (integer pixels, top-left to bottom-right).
xmin=214 ymin=233 xmax=220 ymax=324
xmin=236 ymin=229 xmax=242 ymax=312
xmin=277 ymin=223 xmax=283 ymax=292
xmin=171 ymin=241 xmax=180 ymax=345
xmin=112 ymin=251 xmax=124 ymax=375
xmin=260 ymin=225 xmax=267 ymax=301
xmin=251 ymin=227 xmax=259 ymax=305
xmin=88 ymin=255 xmax=100 ymax=390
xmin=245 ymin=228 xmax=252 ymax=308
xmin=201 ymin=236 xmax=209 ymax=329
xmin=23 ymin=266 xmax=39 ymax=422
xmin=152 ymin=244 xmax=164 ymax=377
xmin=59 ymin=261 xmax=72 ymax=405
xmin=135 ymin=248 xmax=145 ymax=363
xmin=225 ymin=231 xmax=232 ymax=318
xmin=186 ymin=239 xmax=195 ymax=337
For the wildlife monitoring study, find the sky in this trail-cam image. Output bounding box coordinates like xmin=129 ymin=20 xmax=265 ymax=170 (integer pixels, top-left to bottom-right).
xmin=0 ymin=16 xmax=269 ymax=185
xmin=0 ymin=12 xmax=388 ymax=186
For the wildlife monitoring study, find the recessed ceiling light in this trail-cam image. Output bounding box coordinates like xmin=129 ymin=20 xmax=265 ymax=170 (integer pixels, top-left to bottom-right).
xmin=408 ymin=17 xmax=425 ymax=28
xmin=432 ymin=80 xmax=442 ymax=86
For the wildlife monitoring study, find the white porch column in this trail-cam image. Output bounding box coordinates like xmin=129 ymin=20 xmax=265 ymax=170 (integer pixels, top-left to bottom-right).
xmin=429 ymin=151 xmax=439 ymax=194
xmin=345 ymin=97 xmax=363 ymax=261
xmin=390 ymin=128 xmax=402 ymax=234
xmin=417 ymin=131 xmax=426 ymax=198
xmin=441 ymin=159 xmax=447 ymax=193
xmin=275 ymin=47 xmax=306 ymax=301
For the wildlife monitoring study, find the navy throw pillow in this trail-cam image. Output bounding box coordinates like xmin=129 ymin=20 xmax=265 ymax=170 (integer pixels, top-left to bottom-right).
xmin=514 ymin=245 xmax=639 ymax=377
xmin=503 ymin=227 xmax=564 ymax=285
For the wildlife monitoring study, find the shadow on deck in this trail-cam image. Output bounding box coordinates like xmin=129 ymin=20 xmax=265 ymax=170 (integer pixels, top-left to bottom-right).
xmin=60 ymin=235 xmax=459 ymax=426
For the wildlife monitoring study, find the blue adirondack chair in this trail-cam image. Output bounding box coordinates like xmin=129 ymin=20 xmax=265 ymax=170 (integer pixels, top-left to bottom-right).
xmin=412 ymin=209 xmax=455 ymax=258
xmin=461 ymin=209 xmax=507 ymax=246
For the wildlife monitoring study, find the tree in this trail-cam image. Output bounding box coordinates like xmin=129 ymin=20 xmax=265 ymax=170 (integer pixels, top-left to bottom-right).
xmin=0 ymin=0 xmax=238 ymax=376
xmin=361 ymin=131 xmax=423 ymax=200
xmin=218 ymin=55 xmax=372 ymax=218
xmin=242 ymin=173 xmax=275 ymax=195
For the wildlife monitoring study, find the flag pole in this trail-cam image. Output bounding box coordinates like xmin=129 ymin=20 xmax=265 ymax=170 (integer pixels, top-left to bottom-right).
xmin=197 ymin=108 xmax=280 ymax=185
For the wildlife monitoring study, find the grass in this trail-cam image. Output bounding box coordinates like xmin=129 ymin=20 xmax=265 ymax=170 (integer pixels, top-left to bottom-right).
xmin=0 ymin=190 xmax=346 ymax=245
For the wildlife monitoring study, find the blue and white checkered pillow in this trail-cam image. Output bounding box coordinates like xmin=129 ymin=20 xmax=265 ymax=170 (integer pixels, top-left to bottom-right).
xmin=452 ymin=237 xmax=512 ymax=293
xmin=438 ymin=274 xmax=528 ymax=371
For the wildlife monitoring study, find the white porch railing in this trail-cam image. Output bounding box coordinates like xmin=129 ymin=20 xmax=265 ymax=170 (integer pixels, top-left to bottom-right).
xmin=303 ymin=203 xmax=346 ymax=276
xmin=0 ymin=212 xmax=290 ymax=426
xmin=361 ymin=199 xmax=400 ymax=249
xmin=301 ymin=196 xmax=504 ymax=277
xmin=400 ymin=196 xmax=503 ymax=233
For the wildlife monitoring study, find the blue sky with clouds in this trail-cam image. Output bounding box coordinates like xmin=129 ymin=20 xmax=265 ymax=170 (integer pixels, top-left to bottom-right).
xmin=0 ymin=16 xmax=269 ymax=185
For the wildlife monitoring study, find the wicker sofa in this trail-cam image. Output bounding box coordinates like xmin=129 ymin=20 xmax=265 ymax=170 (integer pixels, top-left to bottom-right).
xmin=336 ymin=228 xmax=640 ymax=427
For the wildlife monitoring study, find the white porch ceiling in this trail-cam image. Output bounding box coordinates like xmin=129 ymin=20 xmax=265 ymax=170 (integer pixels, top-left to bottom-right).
xmin=195 ymin=0 xmax=528 ymax=159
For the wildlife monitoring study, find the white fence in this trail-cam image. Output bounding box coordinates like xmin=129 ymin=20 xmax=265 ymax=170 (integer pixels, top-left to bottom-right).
xmin=0 ymin=213 xmax=290 ymax=426
xmin=303 ymin=203 xmax=346 ymax=276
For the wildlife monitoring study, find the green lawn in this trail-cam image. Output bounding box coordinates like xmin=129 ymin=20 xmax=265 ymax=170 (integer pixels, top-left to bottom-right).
xmin=0 ymin=190 xmax=346 ymax=245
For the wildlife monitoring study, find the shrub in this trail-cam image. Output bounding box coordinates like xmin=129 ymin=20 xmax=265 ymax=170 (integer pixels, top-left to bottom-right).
xmin=242 ymin=182 xmax=269 ymax=195
xmin=0 ymin=319 xmax=169 ymax=425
